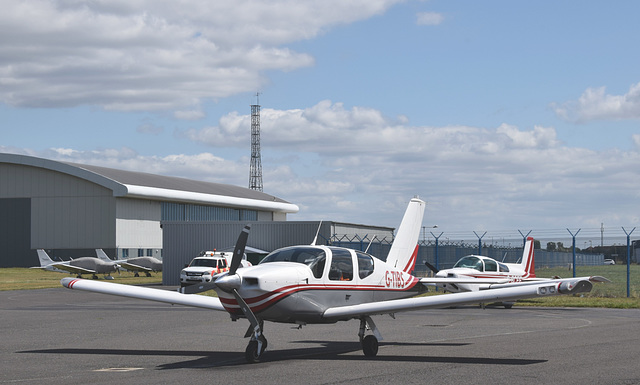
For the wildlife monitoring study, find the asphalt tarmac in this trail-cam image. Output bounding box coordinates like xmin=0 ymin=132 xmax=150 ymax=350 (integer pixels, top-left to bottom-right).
xmin=2 ymin=285 xmax=639 ymax=385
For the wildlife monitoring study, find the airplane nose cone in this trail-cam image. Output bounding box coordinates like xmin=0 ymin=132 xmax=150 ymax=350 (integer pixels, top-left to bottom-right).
xmin=215 ymin=274 xmax=241 ymax=293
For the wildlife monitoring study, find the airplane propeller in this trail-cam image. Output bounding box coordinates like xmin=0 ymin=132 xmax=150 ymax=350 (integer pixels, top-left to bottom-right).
xmin=213 ymin=225 xmax=267 ymax=362
xmin=179 ymin=224 xmax=250 ymax=295
xmin=424 ymin=261 xmax=439 ymax=275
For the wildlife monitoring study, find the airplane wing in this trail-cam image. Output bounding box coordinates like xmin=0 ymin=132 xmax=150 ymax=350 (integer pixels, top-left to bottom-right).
xmin=60 ymin=278 xmax=226 ymax=311
xmin=117 ymin=261 xmax=152 ymax=272
xmin=419 ymin=277 xmax=510 ymax=285
xmin=49 ymin=263 xmax=96 ymax=275
xmin=322 ymin=277 xmax=598 ymax=321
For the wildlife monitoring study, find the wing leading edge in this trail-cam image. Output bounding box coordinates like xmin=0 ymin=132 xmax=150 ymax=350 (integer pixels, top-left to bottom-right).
xmin=61 ymin=277 xmax=225 ymax=311
xmin=322 ymin=277 xmax=597 ymax=320
xmin=51 ymin=263 xmax=96 ymax=275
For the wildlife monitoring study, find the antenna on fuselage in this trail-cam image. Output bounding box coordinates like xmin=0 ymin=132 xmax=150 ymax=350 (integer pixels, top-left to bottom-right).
xmin=364 ymin=235 xmax=378 ymax=253
xmin=311 ymin=221 xmax=323 ymax=246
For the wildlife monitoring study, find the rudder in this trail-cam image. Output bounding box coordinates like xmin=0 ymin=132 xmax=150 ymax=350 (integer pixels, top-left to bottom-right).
xmin=521 ymin=237 xmax=536 ymax=278
xmin=385 ymin=198 xmax=426 ymax=274
xmin=36 ymin=249 xmax=53 ymax=267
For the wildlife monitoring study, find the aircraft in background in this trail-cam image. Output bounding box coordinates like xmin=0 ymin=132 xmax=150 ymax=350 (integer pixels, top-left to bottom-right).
xmin=61 ymin=198 xmax=606 ymax=363
xmin=422 ymin=236 xmax=539 ymax=294
xmin=34 ymin=249 xmax=119 ymax=279
xmin=420 ymin=237 xmax=610 ymax=308
xmin=96 ymin=249 xmax=162 ymax=277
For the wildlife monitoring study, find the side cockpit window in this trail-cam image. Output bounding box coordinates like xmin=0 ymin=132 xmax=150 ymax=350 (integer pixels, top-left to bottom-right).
xmin=484 ymin=259 xmax=497 ymax=272
xmin=356 ymin=251 xmax=374 ymax=279
xmin=328 ymin=248 xmax=353 ymax=281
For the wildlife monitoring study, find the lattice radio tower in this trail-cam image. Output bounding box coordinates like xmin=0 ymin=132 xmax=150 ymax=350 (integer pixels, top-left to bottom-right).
xmin=249 ymin=93 xmax=263 ymax=191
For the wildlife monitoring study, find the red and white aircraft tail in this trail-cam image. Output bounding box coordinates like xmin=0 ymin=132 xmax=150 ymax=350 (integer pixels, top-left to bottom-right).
xmin=520 ymin=236 xmax=536 ymax=279
xmin=385 ymin=197 xmax=425 ymax=274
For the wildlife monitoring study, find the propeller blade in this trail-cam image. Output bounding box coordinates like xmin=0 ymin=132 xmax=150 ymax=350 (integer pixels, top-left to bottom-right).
xmin=424 ymin=261 xmax=439 ymax=274
xmin=229 ymin=225 xmax=251 ymax=275
xmin=232 ymin=288 xmax=260 ymax=329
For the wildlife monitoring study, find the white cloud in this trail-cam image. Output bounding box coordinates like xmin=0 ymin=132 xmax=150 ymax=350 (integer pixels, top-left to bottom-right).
xmin=173 ymin=109 xmax=205 ymax=121
xmin=174 ymin=101 xmax=640 ymax=229
xmin=5 ymin=98 xmax=640 ymax=231
xmin=553 ymin=82 xmax=640 ymax=122
xmin=0 ymin=0 xmax=402 ymax=115
xmin=416 ymin=12 xmax=444 ymax=26
xmin=30 ymin=147 xmax=248 ymax=186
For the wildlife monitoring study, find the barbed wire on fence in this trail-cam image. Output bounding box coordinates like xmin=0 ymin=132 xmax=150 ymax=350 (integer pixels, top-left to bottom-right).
xmin=326 ymin=230 xmax=637 ymax=271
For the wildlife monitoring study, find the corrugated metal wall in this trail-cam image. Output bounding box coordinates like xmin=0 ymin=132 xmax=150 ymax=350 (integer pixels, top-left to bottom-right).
xmin=161 ymin=221 xmax=338 ymax=285
xmin=1 ymin=163 xmax=116 ymax=250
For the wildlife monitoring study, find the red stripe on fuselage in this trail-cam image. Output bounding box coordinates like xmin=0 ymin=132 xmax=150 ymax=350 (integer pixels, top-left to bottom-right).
xmin=220 ymin=278 xmax=422 ymax=315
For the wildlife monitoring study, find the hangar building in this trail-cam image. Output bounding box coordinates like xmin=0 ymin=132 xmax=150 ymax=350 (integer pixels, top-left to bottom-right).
xmin=0 ymin=153 xmax=299 ymax=268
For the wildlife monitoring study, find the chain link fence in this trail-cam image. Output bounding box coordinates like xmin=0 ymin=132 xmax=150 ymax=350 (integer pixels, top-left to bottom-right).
xmin=329 ymin=233 xmax=610 ymax=277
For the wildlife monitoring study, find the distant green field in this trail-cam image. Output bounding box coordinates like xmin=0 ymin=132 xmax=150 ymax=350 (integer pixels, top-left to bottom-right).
xmin=1 ymin=265 xmax=638 ymax=308
xmin=0 ymin=268 xmax=162 ymax=291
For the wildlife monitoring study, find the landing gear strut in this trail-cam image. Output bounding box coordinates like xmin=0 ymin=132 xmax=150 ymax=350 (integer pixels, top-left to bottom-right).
xmin=358 ymin=316 xmax=382 ymax=357
xmin=233 ymin=288 xmax=267 ymax=364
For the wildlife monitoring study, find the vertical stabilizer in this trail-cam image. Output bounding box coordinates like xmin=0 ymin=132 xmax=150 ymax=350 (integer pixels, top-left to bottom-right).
xmin=36 ymin=249 xmax=53 ymax=266
xmin=385 ymin=198 xmax=426 ymax=274
xmin=96 ymin=249 xmax=112 ymax=261
xmin=521 ymin=237 xmax=536 ymax=278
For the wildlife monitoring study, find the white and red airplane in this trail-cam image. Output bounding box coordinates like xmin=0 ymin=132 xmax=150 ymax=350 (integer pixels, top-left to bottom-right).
xmin=422 ymin=237 xmax=539 ymax=295
xmin=61 ymin=198 xmax=605 ymax=363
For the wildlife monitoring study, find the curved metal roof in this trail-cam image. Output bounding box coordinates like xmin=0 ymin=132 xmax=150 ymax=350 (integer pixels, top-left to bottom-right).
xmin=0 ymin=153 xmax=299 ymax=213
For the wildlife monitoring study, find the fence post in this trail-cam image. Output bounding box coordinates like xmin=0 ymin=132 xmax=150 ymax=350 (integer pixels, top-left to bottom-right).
xmin=474 ymin=231 xmax=487 ymax=256
xmin=623 ymin=227 xmax=636 ymax=298
xmin=518 ymin=230 xmax=532 ymax=248
xmin=431 ymin=232 xmax=444 ymax=271
xmin=567 ymin=228 xmax=581 ymax=278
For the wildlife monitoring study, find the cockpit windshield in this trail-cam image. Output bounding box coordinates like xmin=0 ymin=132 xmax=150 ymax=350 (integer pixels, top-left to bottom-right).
xmin=453 ymin=256 xmax=483 ymax=272
xmin=260 ymin=246 xmax=326 ymax=278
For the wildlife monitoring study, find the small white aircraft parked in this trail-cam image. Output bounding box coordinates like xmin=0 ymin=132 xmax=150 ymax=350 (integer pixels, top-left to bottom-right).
xmin=96 ymin=249 xmax=162 ymax=277
xmin=422 ymin=237 xmax=539 ymax=294
xmin=61 ymin=198 xmax=605 ymax=363
xmin=35 ymin=249 xmax=120 ymax=279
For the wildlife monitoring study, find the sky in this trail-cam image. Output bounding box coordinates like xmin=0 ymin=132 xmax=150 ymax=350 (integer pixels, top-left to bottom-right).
xmin=2 ymin=0 xmax=640 ymax=246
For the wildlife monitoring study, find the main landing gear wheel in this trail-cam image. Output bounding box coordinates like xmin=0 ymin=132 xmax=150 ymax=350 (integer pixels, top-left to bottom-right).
xmin=245 ymin=335 xmax=268 ymax=363
xmin=362 ymin=335 xmax=379 ymax=357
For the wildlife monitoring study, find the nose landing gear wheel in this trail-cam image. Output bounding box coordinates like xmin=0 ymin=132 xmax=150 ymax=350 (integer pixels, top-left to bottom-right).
xmin=362 ymin=335 xmax=379 ymax=357
xmin=245 ymin=335 xmax=268 ymax=363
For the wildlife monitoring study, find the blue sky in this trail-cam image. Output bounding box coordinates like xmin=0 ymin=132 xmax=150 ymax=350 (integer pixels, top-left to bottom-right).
xmin=2 ymin=0 xmax=640 ymax=245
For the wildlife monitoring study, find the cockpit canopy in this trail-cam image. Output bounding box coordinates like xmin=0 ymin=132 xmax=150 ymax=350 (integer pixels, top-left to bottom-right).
xmin=260 ymin=246 xmax=375 ymax=280
xmin=452 ymin=256 xmax=509 ymax=273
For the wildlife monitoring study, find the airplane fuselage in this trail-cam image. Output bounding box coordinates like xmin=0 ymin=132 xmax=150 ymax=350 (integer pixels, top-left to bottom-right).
xmin=215 ymin=245 xmax=426 ymax=324
xmin=68 ymin=258 xmax=118 ymax=274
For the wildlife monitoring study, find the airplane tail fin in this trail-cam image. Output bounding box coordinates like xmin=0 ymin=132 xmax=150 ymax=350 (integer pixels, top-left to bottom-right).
xmin=521 ymin=237 xmax=536 ymax=278
xmin=385 ymin=198 xmax=426 ymax=274
xmin=36 ymin=249 xmax=53 ymax=266
xmin=96 ymin=249 xmax=112 ymax=261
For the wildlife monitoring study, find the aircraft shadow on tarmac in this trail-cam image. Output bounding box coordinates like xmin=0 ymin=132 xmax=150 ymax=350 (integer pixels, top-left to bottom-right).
xmin=20 ymin=340 xmax=547 ymax=369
